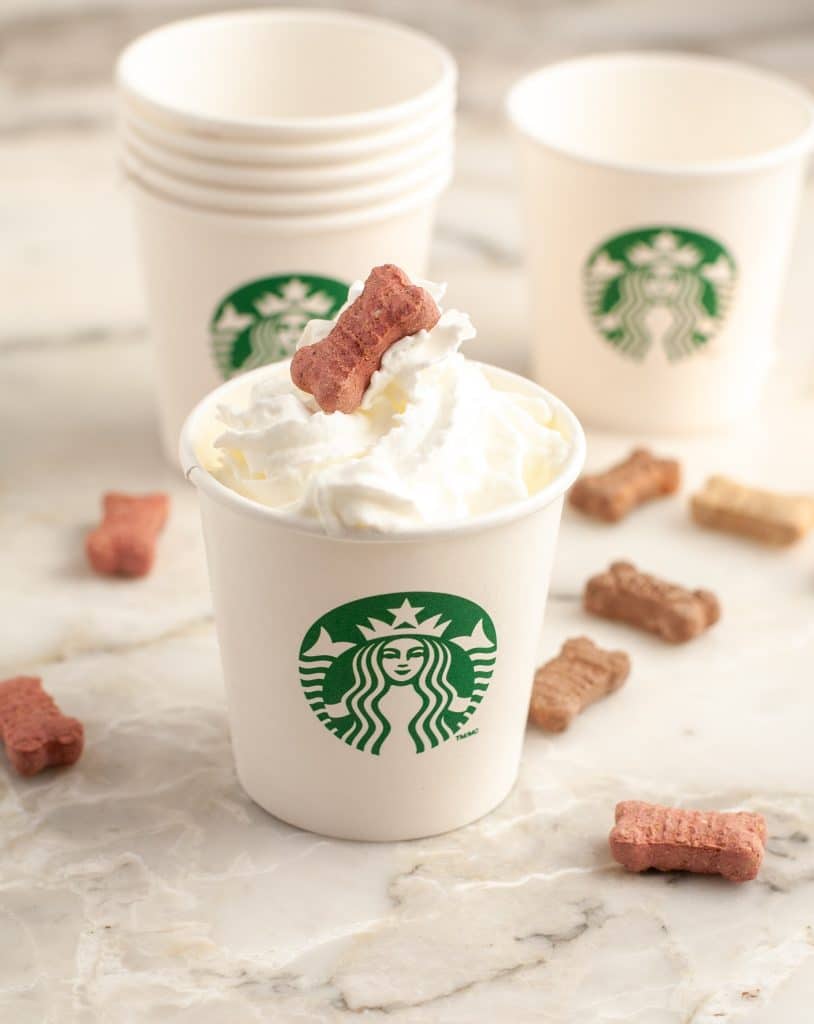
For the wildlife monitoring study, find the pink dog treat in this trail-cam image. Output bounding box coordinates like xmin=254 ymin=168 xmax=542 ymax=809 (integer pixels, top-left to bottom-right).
xmin=584 ymin=561 xmax=720 ymax=643
xmin=529 ymin=637 xmax=630 ymax=732
xmin=0 ymin=676 xmax=84 ymax=776
xmin=570 ymin=448 xmax=681 ymax=522
xmin=86 ymin=492 xmax=170 ymax=578
xmin=609 ymin=800 xmax=767 ymax=882
xmin=290 ymin=264 xmax=441 ymax=414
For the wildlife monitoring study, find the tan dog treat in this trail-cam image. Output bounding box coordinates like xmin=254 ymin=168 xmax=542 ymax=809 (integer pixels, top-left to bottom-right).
xmin=290 ymin=264 xmax=441 ymax=414
xmin=86 ymin=492 xmax=170 ymax=578
xmin=529 ymin=637 xmax=630 ymax=732
xmin=570 ymin=448 xmax=681 ymax=522
xmin=692 ymin=475 xmax=814 ymax=546
xmin=0 ymin=676 xmax=84 ymax=776
xmin=609 ymin=800 xmax=767 ymax=882
xmin=584 ymin=561 xmax=719 ymax=643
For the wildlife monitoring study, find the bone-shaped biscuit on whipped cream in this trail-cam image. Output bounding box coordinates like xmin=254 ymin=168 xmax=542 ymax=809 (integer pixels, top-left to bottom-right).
xmin=290 ymin=264 xmax=441 ymax=414
xmin=609 ymin=800 xmax=767 ymax=882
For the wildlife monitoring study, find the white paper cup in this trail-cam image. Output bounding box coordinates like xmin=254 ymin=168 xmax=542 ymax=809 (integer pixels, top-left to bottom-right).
xmin=117 ymin=9 xmax=455 ymax=142
xmin=121 ymin=144 xmax=453 ymax=215
xmin=121 ymin=117 xmax=453 ymax=191
xmin=129 ymin=178 xmax=447 ymax=460
xmin=180 ymin=363 xmax=585 ymax=840
xmin=508 ymin=53 xmax=814 ymax=433
xmin=119 ymin=99 xmax=455 ymax=167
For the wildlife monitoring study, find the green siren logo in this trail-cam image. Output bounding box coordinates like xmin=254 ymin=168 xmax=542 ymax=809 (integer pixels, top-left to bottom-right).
xmin=210 ymin=274 xmax=349 ymax=378
xmin=585 ymin=227 xmax=736 ymax=362
xmin=299 ymin=592 xmax=497 ymax=757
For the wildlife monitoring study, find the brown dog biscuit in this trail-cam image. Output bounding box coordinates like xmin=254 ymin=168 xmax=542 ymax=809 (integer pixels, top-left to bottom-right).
xmin=290 ymin=264 xmax=441 ymax=414
xmin=0 ymin=676 xmax=84 ymax=776
xmin=691 ymin=475 xmax=814 ymax=546
xmin=609 ymin=800 xmax=767 ymax=882
xmin=570 ymin=448 xmax=680 ymax=522
xmin=584 ymin=561 xmax=719 ymax=643
xmin=86 ymin=492 xmax=170 ymax=578
xmin=529 ymin=637 xmax=630 ymax=732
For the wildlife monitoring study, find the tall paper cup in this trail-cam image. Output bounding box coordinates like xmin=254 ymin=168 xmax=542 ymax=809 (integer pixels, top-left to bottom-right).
xmin=180 ymin=364 xmax=585 ymax=840
xmin=129 ymin=180 xmax=446 ymax=459
xmin=508 ymin=53 xmax=814 ymax=433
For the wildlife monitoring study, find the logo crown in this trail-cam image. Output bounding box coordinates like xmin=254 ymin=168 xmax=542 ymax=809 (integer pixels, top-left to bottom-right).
xmin=357 ymin=599 xmax=450 ymax=641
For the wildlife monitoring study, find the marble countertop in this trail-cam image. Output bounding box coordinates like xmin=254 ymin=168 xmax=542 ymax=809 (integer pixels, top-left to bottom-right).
xmin=3 ymin=2 xmax=814 ymax=1021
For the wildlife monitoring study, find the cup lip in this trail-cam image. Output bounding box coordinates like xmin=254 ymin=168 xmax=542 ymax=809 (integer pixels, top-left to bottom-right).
xmin=123 ymin=160 xmax=452 ymax=228
xmin=506 ymin=50 xmax=814 ymax=177
xmin=179 ymin=361 xmax=587 ymax=545
xmin=121 ymin=117 xmax=453 ymax=189
xmin=116 ymin=8 xmax=457 ymax=138
xmin=120 ymin=143 xmax=453 ymax=213
xmin=119 ymin=97 xmax=456 ymax=166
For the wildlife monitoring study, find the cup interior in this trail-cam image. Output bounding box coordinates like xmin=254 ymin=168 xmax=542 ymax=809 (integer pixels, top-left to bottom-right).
xmin=118 ymin=10 xmax=455 ymax=134
xmin=508 ymin=53 xmax=814 ymax=171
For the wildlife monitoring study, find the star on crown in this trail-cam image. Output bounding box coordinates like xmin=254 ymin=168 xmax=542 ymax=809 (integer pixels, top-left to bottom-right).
xmin=254 ymin=279 xmax=336 ymax=318
xmin=357 ymin=599 xmax=450 ymax=640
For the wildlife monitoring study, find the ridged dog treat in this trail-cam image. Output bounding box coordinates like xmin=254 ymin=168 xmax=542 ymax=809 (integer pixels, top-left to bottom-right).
xmin=691 ymin=475 xmax=814 ymax=546
xmin=86 ymin=492 xmax=170 ymax=578
xmin=584 ymin=561 xmax=720 ymax=643
xmin=570 ymin=448 xmax=681 ymax=522
xmin=0 ymin=676 xmax=84 ymax=776
xmin=529 ymin=637 xmax=630 ymax=732
xmin=290 ymin=264 xmax=441 ymax=414
xmin=609 ymin=800 xmax=767 ymax=882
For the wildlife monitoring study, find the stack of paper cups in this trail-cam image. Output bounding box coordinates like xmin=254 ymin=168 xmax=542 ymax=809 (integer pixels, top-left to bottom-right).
xmin=116 ymin=10 xmax=456 ymax=459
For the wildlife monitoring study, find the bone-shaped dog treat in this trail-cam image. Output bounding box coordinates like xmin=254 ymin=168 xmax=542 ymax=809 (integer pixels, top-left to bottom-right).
xmin=529 ymin=637 xmax=630 ymax=732
xmin=692 ymin=475 xmax=814 ymax=546
xmin=0 ymin=676 xmax=84 ymax=776
xmin=584 ymin=561 xmax=719 ymax=643
xmin=86 ymin=492 xmax=170 ymax=578
xmin=609 ymin=800 xmax=767 ymax=882
xmin=290 ymin=264 xmax=441 ymax=414
xmin=570 ymin=448 xmax=680 ymax=522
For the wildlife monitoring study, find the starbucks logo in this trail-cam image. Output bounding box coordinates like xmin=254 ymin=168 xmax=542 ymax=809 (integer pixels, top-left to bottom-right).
xmin=299 ymin=592 xmax=497 ymax=757
xmin=210 ymin=274 xmax=349 ymax=379
xmin=585 ymin=227 xmax=737 ymax=362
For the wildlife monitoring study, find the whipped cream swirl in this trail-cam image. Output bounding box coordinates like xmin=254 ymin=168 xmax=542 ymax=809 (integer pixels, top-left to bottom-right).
xmin=211 ymin=279 xmax=571 ymax=533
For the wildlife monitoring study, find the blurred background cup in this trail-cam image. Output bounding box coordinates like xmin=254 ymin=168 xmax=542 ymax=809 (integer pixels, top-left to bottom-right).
xmin=115 ymin=9 xmax=456 ymax=460
xmin=507 ymin=53 xmax=814 ymax=434
xmin=180 ymin=363 xmax=586 ymax=841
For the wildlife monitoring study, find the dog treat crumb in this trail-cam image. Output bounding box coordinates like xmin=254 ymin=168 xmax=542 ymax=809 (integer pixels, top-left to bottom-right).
xmin=584 ymin=561 xmax=719 ymax=643
xmin=529 ymin=637 xmax=630 ymax=732
xmin=86 ymin=492 xmax=170 ymax=578
xmin=290 ymin=264 xmax=441 ymax=414
xmin=692 ymin=475 xmax=814 ymax=546
xmin=609 ymin=800 xmax=767 ymax=882
xmin=0 ymin=676 xmax=84 ymax=776
xmin=570 ymin=448 xmax=680 ymax=522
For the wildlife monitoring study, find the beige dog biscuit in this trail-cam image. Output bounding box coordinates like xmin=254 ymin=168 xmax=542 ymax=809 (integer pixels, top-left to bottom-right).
xmin=692 ymin=475 xmax=814 ymax=546
xmin=570 ymin=448 xmax=681 ymax=522
xmin=584 ymin=561 xmax=720 ymax=643
xmin=529 ymin=637 xmax=630 ymax=732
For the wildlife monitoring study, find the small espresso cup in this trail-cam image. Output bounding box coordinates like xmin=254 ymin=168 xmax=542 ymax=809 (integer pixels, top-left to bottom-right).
xmin=508 ymin=53 xmax=814 ymax=433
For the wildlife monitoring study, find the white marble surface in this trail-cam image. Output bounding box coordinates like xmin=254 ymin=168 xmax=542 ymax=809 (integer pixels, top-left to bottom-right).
xmin=3 ymin=2 xmax=814 ymax=1021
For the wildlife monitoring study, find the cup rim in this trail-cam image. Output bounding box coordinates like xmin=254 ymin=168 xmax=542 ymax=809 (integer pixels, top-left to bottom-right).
xmin=121 ymin=117 xmax=453 ymax=189
xmin=179 ymin=361 xmax=587 ymax=545
xmin=124 ymin=163 xmax=451 ymax=230
xmin=506 ymin=50 xmax=814 ymax=177
xmin=119 ymin=97 xmax=456 ymax=166
xmin=122 ymin=150 xmax=453 ymax=218
xmin=116 ymin=8 xmax=457 ymax=138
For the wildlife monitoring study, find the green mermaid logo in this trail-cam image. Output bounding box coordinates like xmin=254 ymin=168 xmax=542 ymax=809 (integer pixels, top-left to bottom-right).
xmin=210 ymin=273 xmax=349 ymax=379
xmin=585 ymin=227 xmax=737 ymax=362
xmin=299 ymin=592 xmax=497 ymax=756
